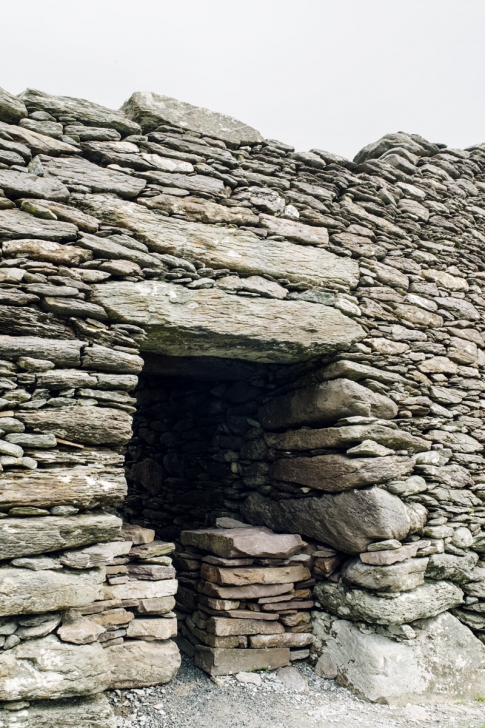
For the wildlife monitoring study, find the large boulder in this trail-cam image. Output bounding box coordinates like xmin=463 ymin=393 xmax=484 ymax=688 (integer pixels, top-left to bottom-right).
xmin=241 ymin=489 xmax=418 ymax=554
xmin=258 ymin=379 xmax=397 ymax=430
xmin=314 ymin=580 xmax=463 ymax=625
xmin=271 ymin=454 xmax=414 ymax=491
xmin=312 ymin=611 xmax=485 ymax=704
xmin=0 ymin=695 xmax=116 ymax=728
xmin=91 ymin=281 xmax=364 ymax=364
xmin=122 ymin=91 xmax=263 ymax=145
xmin=0 ymin=635 xmax=110 ymax=701
xmin=106 ymin=639 xmax=181 ymax=688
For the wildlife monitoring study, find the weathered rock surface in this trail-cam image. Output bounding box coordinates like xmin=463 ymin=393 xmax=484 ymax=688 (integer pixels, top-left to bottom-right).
xmin=180 ymin=526 xmax=303 ymax=559
xmin=193 ymin=646 xmax=289 ymax=676
xmin=0 ymin=209 xmax=78 ymax=240
xmin=20 ymin=89 xmax=141 ymax=134
xmin=0 ymin=567 xmax=104 ymax=616
xmin=140 ymin=194 xmax=259 ymax=225
xmin=265 ymin=423 xmax=430 ymax=453
xmin=106 ymin=639 xmax=181 ymax=688
xmin=0 ymin=336 xmax=82 ymax=364
xmin=81 ymin=194 xmax=359 ymax=288
xmin=259 ymin=379 xmax=397 ymax=430
xmin=19 ymin=406 xmax=133 ymax=445
xmin=0 ymin=635 xmax=110 ymax=700
xmin=91 ymin=281 xmax=364 ymax=363
xmin=314 ymin=580 xmax=463 ymax=624
xmin=0 ymin=695 xmax=116 ymax=728
xmin=102 ymin=578 xmax=178 ymax=601
xmin=0 ymin=462 xmax=126 ymax=509
xmin=43 ymin=157 xmax=146 ymax=198
xmin=425 ymin=552 xmax=479 ymax=584
xmin=0 ymin=86 xmax=27 ymax=124
xmin=271 ymin=454 xmax=414 ymax=491
xmin=312 ymin=611 xmax=485 ymax=704
xmin=122 ymin=91 xmax=263 ymax=145
xmin=241 ymin=489 xmax=417 ymax=554
xmin=0 ymin=513 xmax=121 ymax=559
xmin=342 ymin=557 xmax=428 ymax=592
xmin=0 ymin=170 xmax=70 ymax=202
xmin=200 ymin=563 xmax=310 ymax=586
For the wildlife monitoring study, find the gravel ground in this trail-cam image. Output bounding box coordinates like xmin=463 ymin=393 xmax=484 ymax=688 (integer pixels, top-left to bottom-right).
xmin=108 ymin=654 xmax=485 ymax=728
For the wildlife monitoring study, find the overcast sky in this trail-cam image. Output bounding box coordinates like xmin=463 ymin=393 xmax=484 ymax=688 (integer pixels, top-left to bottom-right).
xmin=2 ymin=0 xmax=484 ymax=159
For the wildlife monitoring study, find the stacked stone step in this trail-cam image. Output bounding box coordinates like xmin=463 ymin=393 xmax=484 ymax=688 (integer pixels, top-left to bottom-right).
xmin=61 ymin=523 xmax=180 ymax=689
xmin=174 ymin=521 xmax=315 ymax=676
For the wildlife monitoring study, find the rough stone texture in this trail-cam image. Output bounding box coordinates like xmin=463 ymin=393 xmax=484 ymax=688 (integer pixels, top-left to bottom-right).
xmin=314 ymin=581 xmax=463 ymax=625
xmin=0 ymin=514 xmax=121 ymax=559
xmin=265 ymin=423 xmax=430 ymax=453
xmin=341 ymin=557 xmax=429 ymax=592
xmin=271 ymin=454 xmax=414 ymax=491
xmin=180 ymin=526 xmax=303 ymax=559
xmin=0 ymin=567 xmax=105 ymax=616
xmin=19 ymin=406 xmax=133 ymax=445
xmin=0 ymin=466 xmax=127 ymax=509
xmin=241 ymin=490 xmax=416 ymax=554
xmin=81 ymin=195 xmax=359 ymax=289
xmin=0 ymin=635 xmax=110 ymax=700
xmin=313 ymin=611 xmax=485 ymax=705
xmin=193 ymin=646 xmax=290 ymax=676
xmin=43 ymin=156 xmax=146 ymax=198
xmin=0 ymin=86 xmax=28 ymax=123
xmin=259 ymin=379 xmax=397 ymax=430
xmin=92 ymin=281 xmax=364 ymax=363
xmin=0 ymin=695 xmax=116 ymax=728
xmin=122 ymin=91 xmax=263 ymax=145
xmin=106 ymin=639 xmax=181 ymax=688
xmin=20 ymin=88 xmax=141 ymax=134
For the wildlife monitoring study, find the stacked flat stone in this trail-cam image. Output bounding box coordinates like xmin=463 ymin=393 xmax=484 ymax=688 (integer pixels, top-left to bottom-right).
xmin=63 ymin=523 xmax=180 ymax=688
xmin=1 ymin=79 xmax=485 ymax=710
xmin=174 ymin=522 xmax=314 ymax=675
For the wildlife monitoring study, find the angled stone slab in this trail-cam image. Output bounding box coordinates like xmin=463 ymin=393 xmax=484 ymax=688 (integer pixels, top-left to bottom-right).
xmin=0 ymin=121 xmax=79 ymax=156
xmin=0 ymin=513 xmax=121 ymax=560
xmin=0 ymin=567 xmax=105 ymax=616
xmin=0 ymin=170 xmax=70 ymax=201
xmin=0 ymin=209 xmax=78 ymax=241
xmin=0 ymin=86 xmax=27 ymax=123
xmin=0 ymin=635 xmax=110 ymax=700
xmin=43 ymin=157 xmax=146 ymax=199
xmin=122 ymin=91 xmax=263 ymax=146
xmin=19 ymin=88 xmax=141 ymax=135
xmin=79 ymin=194 xmax=359 ymax=289
xmin=91 ymin=281 xmax=364 ymax=363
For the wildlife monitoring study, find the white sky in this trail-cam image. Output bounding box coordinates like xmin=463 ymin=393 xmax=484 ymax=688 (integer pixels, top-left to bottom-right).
xmin=1 ymin=0 xmax=484 ymax=160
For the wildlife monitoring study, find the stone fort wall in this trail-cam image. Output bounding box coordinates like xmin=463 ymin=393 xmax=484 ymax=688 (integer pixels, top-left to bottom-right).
xmin=1 ymin=84 xmax=485 ymax=720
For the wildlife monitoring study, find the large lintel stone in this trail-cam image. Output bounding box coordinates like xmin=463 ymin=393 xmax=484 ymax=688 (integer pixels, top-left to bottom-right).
xmin=91 ymin=281 xmax=364 ymax=363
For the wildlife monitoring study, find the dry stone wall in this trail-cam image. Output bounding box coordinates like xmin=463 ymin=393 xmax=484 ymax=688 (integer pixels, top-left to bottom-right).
xmin=0 ymin=81 xmax=485 ymax=714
